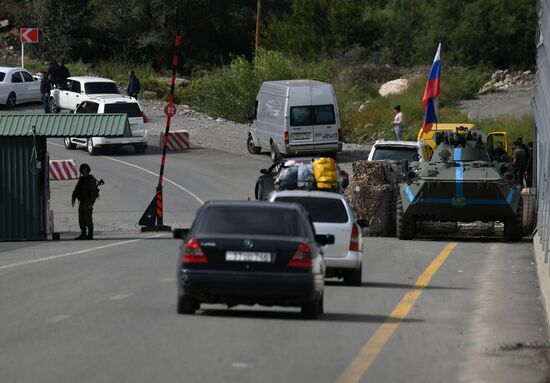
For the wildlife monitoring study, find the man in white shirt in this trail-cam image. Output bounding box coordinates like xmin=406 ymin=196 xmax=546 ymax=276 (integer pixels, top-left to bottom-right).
xmin=393 ymin=105 xmax=404 ymax=140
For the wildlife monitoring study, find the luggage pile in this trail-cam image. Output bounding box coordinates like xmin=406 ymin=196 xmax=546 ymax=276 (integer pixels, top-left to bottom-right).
xmin=275 ymin=157 xmax=343 ymax=192
xmin=345 ymin=160 xmax=403 ymax=236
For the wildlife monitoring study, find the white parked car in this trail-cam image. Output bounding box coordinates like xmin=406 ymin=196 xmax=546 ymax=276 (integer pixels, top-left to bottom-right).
xmin=367 ymin=140 xmax=433 ymax=162
xmin=64 ymin=95 xmax=148 ymax=155
xmin=0 ymin=66 xmax=41 ymax=108
xmin=49 ymin=76 xmax=121 ymax=112
xmin=269 ymin=190 xmax=363 ymax=286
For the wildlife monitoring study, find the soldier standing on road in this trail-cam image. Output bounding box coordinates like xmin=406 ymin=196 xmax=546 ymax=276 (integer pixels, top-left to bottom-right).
xmin=127 ymin=70 xmax=141 ymax=99
xmin=512 ymin=140 xmax=527 ymax=188
xmin=392 ymin=105 xmax=404 ymax=140
xmin=40 ymin=72 xmax=51 ymax=113
xmin=72 ymin=164 xmax=98 ymax=240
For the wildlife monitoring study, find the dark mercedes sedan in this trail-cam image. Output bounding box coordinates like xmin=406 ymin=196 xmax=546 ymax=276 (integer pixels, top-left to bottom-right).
xmin=174 ymin=201 xmax=333 ymax=319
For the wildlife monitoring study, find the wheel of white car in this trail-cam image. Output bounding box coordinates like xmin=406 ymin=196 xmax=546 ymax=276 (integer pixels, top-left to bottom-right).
xmin=48 ymin=97 xmax=59 ymax=113
xmin=87 ymin=138 xmax=98 ymax=155
xmin=6 ymin=92 xmax=16 ymax=108
xmin=64 ymin=137 xmax=76 ymax=150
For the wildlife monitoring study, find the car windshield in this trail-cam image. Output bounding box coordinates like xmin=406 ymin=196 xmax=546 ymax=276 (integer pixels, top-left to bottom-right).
xmin=84 ymin=82 xmax=119 ymax=94
xmin=195 ymin=206 xmax=306 ymax=237
xmin=0 ymin=72 xmax=5 ymax=82
xmin=372 ymin=147 xmax=419 ymax=161
xmin=104 ymin=103 xmax=142 ymax=117
xmin=274 ymin=196 xmax=348 ymax=223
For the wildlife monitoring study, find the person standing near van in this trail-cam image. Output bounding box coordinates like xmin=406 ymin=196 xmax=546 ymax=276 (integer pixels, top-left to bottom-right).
xmin=72 ymin=164 xmax=99 ymax=240
xmin=127 ymin=70 xmax=141 ymax=99
xmin=392 ymin=105 xmax=404 ymax=140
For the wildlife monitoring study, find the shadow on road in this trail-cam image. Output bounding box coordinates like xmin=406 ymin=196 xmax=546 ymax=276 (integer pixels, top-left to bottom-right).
xmin=199 ymin=308 xmax=423 ymax=323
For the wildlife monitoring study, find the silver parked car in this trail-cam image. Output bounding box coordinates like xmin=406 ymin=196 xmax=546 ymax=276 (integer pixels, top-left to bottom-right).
xmin=0 ymin=66 xmax=41 ymax=108
xmin=269 ymin=190 xmax=363 ymax=286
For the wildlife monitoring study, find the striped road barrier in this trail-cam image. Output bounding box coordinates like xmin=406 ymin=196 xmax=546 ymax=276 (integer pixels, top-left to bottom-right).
xmin=160 ymin=130 xmax=190 ymax=150
xmin=49 ymin=159 xmax=78 ymax=180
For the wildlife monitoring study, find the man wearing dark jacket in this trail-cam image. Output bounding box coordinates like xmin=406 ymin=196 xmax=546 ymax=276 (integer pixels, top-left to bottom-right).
xmin=127 ymin=70 xmax=141 ymax=99
xmin=40 ymin=74 xmax=51 ymax=113
xmin=57 ymin=60 xmax=70 ymax=89
xmin=72 ymin=164 xmax=98 ymax=240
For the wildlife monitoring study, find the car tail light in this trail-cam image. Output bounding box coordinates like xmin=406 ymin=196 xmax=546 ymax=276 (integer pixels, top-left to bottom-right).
xmin=141 ymin=111 xmax=148 ymax=123
xmin=182 ymin=237 xmax=207 ymax=264
xmin=284 ymin=131 xmax=289 ymax=145
xmin=349 ymin=224 xmax=360 ymax=251
xmin=338 ymin=128 xmax=344 ymax=142
xmin=288 ymin=243 xmax=312 ymax=268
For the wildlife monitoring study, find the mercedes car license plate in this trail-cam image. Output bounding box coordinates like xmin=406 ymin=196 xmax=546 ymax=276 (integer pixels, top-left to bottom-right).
xmin=226 ymin=251 xmax=271 ymax=262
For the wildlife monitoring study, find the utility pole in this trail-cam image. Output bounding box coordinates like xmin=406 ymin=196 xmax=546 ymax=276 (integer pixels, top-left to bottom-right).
xmin=255 ymin=0 xmax=261 ymax=58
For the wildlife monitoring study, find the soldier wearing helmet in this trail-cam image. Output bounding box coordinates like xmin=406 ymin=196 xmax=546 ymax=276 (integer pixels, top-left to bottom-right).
xmin=71 ymin=163 xmax=98 ymax=240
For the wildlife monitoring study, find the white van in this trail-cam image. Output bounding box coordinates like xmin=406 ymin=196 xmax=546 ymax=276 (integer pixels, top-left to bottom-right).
xmin=247 ymin=80 xmax=343 ymax=161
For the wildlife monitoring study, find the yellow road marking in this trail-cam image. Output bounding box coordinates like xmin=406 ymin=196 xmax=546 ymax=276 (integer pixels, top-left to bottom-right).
xmin=336 ymin=242 xmax=458 ymax=383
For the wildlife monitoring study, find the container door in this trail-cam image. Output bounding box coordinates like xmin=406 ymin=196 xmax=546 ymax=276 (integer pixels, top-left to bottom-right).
xmin=312 ymin=104 xmax=339 ymax=145
xmin=289 ymin=105 xmax=314 ymax=145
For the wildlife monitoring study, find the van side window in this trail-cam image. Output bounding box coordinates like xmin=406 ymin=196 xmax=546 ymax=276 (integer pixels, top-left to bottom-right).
xmin=290 ymin=106 xmax=311 ymax=126
xmin=253 ymin=100 xmax=258 ymax=120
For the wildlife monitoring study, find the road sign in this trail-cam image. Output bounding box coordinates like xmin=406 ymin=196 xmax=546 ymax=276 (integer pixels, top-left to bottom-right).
xmin=20 ymin=28 xmax=39 ymax=43
xmin=164 ymin=104 xmax=177 ymax=117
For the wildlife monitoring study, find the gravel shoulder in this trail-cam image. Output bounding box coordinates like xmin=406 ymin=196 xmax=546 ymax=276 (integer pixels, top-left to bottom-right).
xmin=459 ymin=87 xmax=534 ymax=119
xmin=140 ymin=100 xmax=371 ymax=178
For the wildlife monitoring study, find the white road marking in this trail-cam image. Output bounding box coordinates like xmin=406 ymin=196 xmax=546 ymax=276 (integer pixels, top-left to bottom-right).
xmin=161 ymin=277 xmax=175 ymax=283
xmin=48 ymin=141 xmax=204 ymax=205
xmin=231 ymin=362 xmax=253 ymax=369
xmin=0 ymin=234 xmax=165 ymax=271
xmin=46 ymin=314 xmax=71 ymax=323
xmin=109 ymin=294 xmax=131 ymax=301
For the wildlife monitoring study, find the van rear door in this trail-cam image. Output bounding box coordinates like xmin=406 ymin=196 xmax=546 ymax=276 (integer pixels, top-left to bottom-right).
xmin=311 ymin=85 xmax=339 ymax=145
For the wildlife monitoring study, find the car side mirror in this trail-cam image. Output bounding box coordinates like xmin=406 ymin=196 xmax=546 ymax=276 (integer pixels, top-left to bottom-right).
xmin=243 ymin=111 xmax=253 ymax=122
xmin=412 ymin=153 xmax=420 ymax=161
xmin=315 ymin=234 xmax=335 ymax=246
xmin=260 ymin=168 xmax=268 ymax=174
xmin=173 ymin=228 xmax=190 ymax=239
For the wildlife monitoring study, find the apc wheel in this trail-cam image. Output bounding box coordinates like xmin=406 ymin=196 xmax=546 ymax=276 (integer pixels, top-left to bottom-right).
xmin=177 ymin=294 xmax=198 ymax=315
xmin=301 ymin=293 xmax=323 ymax=319
xmin=87 ymin=138 xmax=98 ymax=155
xmin=134 ymin=144 xmax=147 ymax=154
xmin=270 ymin=141 xmax=282 ymax=162
xmin=64 ymin=137 xmax=76 ymax=150
xmin=396 ymin=194 xmax=416 ymax=240
xmin=6 ymin=92 xmax=16 ymax=108
xmin=344 ymin=264 xmax=363 ymax=286
xmin=247 ymin=135 xmax=261 ymax=154
xmin=48 ymin=97 xmax=60 ymax=113
xmin=504 ymin=197 xmax=523 ymax=242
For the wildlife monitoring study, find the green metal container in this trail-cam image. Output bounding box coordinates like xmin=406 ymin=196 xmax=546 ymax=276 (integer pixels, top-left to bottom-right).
xmin=0 ymin=136 xmax=46 ymax=240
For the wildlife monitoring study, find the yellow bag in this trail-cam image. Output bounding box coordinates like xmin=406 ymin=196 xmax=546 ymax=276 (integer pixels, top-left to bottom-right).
xmin=313 ymin=157 xmax=337 ymax=189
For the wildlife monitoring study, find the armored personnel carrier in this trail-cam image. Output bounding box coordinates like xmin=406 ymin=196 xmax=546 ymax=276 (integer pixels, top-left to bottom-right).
xmin=396 ymin=127 xmax=523 ymax=241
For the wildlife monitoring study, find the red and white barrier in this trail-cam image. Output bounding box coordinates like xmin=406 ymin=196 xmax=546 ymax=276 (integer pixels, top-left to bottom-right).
xmin=49 ymin=159 xmax=78 ymax=180
xmin=160 ymin=130 xmax=190 ymax=150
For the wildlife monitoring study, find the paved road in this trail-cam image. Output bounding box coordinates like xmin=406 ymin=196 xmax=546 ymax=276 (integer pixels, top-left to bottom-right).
xmin=0 ymin=108 xmax=548 ymax=382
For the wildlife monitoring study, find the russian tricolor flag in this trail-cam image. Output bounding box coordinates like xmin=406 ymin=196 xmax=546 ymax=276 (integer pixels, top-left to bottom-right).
xmin=422 ymin=43 xmax=441 ymax=133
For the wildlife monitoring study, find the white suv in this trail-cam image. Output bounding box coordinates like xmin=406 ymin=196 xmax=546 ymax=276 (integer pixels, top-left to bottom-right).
xmin=49 ymin=76 xmax=120 ymax=112
xmin=269 ymin=190 xmax=363 ymax=285
xmin=367 ymin=140 xmax=433 ymax=161
xmin=64 ymin=95 xmax=148 ymax=155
